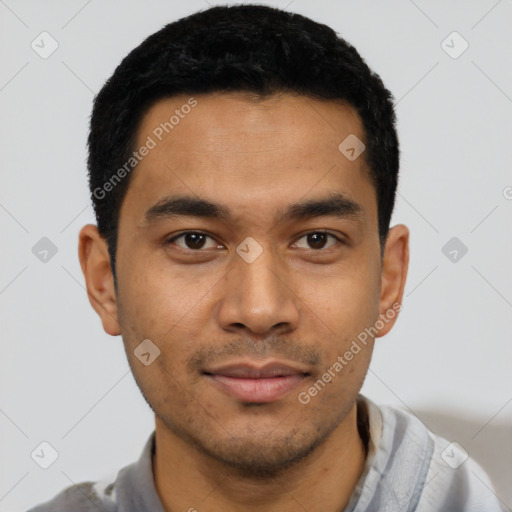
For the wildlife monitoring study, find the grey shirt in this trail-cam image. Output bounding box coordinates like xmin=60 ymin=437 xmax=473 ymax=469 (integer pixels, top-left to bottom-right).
xmin=27 ymin=395 xmax=505 ymax=511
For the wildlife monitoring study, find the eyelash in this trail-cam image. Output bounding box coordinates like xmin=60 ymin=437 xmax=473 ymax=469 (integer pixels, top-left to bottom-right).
xmin=165 ymin=230 xmax=345 ymax=251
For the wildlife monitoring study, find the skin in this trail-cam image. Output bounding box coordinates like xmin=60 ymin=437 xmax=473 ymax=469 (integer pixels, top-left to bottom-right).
xmin=79 ymin=92 xmax=409 ymax=511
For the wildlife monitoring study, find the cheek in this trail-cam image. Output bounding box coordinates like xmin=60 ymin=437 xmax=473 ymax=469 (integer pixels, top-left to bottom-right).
xmin=304 ymin=261 xmax=380 ymax=336
xmin=115 ymin=262 xmax=214 ymax=390
xmin=117 ymin=255 xmax=213 ymax=340
xmin=128 ymin=352 xmax=197 ymax=427
xmin=118 ymin=293 xmax=204 ymax=414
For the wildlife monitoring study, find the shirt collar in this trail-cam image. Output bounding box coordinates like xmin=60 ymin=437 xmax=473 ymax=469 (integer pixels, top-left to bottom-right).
xmin=115 ymin=431 xmax=166 ymax=512
xmin=114 ymin=394 xmax=384 ymax=512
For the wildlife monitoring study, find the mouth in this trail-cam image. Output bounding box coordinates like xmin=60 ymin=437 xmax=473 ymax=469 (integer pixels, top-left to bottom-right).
xmin=202 ymin=361 xmax=311 ymax=403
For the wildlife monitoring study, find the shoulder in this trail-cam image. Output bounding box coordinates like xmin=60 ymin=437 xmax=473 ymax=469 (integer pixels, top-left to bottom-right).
xmin=418 ymin=428 xmax=505 ymax=511
xmin=26 ymin=432 xmax=158 ymax=512
xmin=26 ymin=478 xmax=118 ymax=512
xmin=376 ymin=401 xmax=504 ymax=512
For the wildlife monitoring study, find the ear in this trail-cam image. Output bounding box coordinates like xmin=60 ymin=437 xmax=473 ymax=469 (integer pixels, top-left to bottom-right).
xmin=375 ymin=224 xmax=409 ymax=338
xmin=78 ymin=224 xmax=121 ymax=336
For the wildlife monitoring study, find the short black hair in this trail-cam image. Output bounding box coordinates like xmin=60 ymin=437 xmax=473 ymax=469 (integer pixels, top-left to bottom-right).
xmin=87 ymin=4 xmax=399 ymax=277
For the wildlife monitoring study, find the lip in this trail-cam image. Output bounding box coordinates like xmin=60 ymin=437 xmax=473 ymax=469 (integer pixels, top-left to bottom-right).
xmin=203 ymin=360 xmax=310 ymax=403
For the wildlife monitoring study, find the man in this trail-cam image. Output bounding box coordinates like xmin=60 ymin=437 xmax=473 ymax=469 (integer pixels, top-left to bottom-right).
xmin=28 ymin=4 xmax=504 ymax=511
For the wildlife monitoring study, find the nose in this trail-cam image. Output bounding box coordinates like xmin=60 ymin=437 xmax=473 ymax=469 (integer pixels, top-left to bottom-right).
xmin=215 ymin=243 xmax=300 ymax=337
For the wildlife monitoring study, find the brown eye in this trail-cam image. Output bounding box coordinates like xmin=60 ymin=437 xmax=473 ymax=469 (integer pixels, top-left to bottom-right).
xmin=294 ymin=232 xmax=341 ymax=250
xmin=167 ymin=232 xmax=220 ymax=250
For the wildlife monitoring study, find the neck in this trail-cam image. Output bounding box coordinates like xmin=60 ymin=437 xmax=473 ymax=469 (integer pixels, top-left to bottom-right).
xmin=153 ymin=401 xmax=368 ymax=512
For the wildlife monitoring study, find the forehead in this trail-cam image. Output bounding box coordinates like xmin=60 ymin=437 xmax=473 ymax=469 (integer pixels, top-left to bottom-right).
xmin=136 ymin=91 xmax=365 ymax=156
xmin=121 ymin=92 xmax=376 ymax=229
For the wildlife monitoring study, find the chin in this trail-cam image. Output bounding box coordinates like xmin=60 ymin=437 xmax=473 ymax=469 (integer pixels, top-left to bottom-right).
xmin=167 ymin=413 xmax=341 ymax=479
xmin=201 ymin=431 xmax=324 ymax=478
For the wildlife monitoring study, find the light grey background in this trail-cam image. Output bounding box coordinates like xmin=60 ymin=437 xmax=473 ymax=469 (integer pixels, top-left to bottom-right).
xmin=1 ymin=0 xmax=511 ymax=510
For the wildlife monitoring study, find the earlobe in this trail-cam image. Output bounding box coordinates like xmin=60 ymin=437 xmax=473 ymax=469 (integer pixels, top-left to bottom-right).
xmin=376 ymin=224 xmax=409 ymax=338
xmin=78 ymin=224 xmax=121 ymax=336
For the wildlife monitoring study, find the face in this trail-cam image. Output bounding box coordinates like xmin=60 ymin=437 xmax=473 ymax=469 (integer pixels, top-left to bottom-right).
xmin=80 ymin=92 xmax=408 ymax=475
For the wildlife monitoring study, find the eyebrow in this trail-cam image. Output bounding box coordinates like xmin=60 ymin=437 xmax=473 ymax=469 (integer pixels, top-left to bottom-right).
xmin=144 ymin=192 xmax=365 ymax=225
